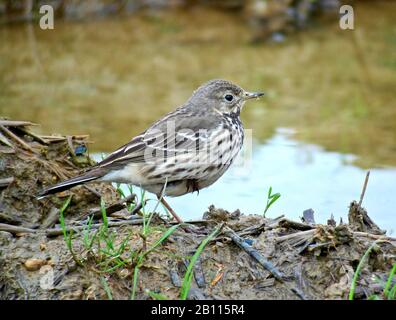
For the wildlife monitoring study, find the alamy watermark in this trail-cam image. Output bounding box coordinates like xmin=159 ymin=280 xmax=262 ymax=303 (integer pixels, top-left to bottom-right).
xmin=39 ymin=5 xmax=54 ymax=30
xmin=339 ymin=5 xmax=354 ymax=30
xmin=123 ymin=121 xmax=254 ymax=175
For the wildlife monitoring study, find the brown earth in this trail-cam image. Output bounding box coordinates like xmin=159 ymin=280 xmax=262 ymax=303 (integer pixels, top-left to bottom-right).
xmin=0 ymin=120 xmax=395 ymax=300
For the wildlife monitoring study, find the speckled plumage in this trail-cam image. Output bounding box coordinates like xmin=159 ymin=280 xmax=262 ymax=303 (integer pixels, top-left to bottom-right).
xmin=39 ymin=79 xmax=264 ymax=219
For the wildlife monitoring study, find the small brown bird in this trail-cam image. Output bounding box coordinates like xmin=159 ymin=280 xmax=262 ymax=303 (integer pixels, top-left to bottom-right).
xmin=38 ymin=79 xmax=264 ymax=222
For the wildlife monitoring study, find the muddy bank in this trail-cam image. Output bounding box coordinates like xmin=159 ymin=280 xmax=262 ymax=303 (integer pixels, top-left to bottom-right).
xmin=0 ymin=120 xmax=395 ymax=300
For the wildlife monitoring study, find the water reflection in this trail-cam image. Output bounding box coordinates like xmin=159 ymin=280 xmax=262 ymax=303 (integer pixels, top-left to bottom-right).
xmin=1 ymin=2 xmax=395 ymax=169
xmin=103 ymin=128 xmax=396 ymax=233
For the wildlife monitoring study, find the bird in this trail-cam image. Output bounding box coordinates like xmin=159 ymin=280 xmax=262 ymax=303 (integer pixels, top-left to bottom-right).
xmin=38 ymin=79 xmax=264 ymax=223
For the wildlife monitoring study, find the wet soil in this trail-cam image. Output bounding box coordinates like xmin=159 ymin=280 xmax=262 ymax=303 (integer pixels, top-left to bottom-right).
xmin=0 ymin=120 xmax=395 ymax=300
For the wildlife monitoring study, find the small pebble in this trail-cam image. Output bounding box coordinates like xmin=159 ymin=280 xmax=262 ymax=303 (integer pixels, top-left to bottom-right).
xmin=119 ymin=268 xmax=131 ymax=278
xmin=24 ymin=258 xmax=47 ymax=271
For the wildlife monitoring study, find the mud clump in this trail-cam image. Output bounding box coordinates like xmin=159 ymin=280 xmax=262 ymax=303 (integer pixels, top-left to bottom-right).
xmin=0 ymin=120 xmax=395 ymax=300
xmin=0 ymin=120 xmax=119 ymax=228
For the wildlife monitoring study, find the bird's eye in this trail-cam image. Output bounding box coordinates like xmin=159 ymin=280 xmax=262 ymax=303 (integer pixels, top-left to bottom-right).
xmin=224 ymin=94 xmax=234 ymax=102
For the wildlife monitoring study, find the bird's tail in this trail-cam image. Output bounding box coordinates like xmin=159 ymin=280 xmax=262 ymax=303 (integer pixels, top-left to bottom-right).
xmin=37 ymin=172 xmax=100 ymax=199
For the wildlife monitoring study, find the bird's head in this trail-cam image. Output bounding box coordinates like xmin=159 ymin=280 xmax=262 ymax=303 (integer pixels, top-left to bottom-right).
xmin=189 ymin=79 xmax=264 ymax=116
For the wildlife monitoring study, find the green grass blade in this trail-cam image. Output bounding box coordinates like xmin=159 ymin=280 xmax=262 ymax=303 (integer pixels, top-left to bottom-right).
xmin=264 ymin=186 xmax=281 ymax=216
xmin=59 ymin=196 xmax=72 ymax=242
xmin=115 ymin=183 xmax=126 ymax=198
xmin=131 ymin=266 xmax=139 ymax=300
xmin=100 ymin=197 xmax=108 ymax=230
xmin=144 ymin=224 xmax=180 ymax=257
xmin=180 ymin=224 xmax=222 ymax=300
xmin=349 ymin=240 xmax=383 ymax=300
xmin=389 ymin=283 xmax=396 ymax=299
xmin=83 ymin=215 xmax=95 ymax=249
xmin=60 ymin=195 xmax=72 ymax=214
xmin=100 ymin=276 xmax=113 ymax=300
xmin=384 ymin=263 xmax=396 ymax=298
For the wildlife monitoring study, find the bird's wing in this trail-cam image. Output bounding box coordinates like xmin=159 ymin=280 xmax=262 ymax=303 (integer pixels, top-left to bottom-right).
xmin=94 ymin=112 xmax=220 ymax=172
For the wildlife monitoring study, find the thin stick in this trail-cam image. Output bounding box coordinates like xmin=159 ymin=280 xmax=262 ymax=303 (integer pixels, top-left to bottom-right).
xmin=38 ymin=134 xmax=90 ymax=143
xmin=130 ymin=200 xmax=144 ymax=215
xmin=0 ymin=223 xmax=36 ymax=234
xmin=83 ymin=185 xmax=102 ymax=198
xmin=0 ymin=131 xmax=14 ymax=148
xmin=0 ymin=125 xmax=37 ymax=153
xmin=0 ymin=177 xmax=14 ymax=188
xmin=170 ymin=219 xmax=213 ymax=225
xmin=159 ymin=197 xmax=183 ymax=223
xmin=46 ymin=219 xmax=144 ymax=237
xmin=66 ymin=135 xmax=76 ymax=156
xmin=82 ymin=193 xmax=136 ymax=219
xmin=276 ymin=229 xmax=316 ymax=243
xmin=18 ymin=127 xmax=49 ymax=145
xmin=278 ymin=219 xmax=313 ymax=231
xmin=225 ymin=227 xmax=284 ymax=280
xmin=224 ymin=227 xmax=307 ymax=300
xmin=359 ymin=171 xmax=370 ymax=207
xmin=353 ymin=231 xmax=396 ymax=243
xmin=0 ymin=120 xmax=38 ymax=127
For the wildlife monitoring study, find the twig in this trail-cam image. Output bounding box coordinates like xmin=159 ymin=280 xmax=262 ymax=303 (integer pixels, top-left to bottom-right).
xmin=353 ymin=231 xmax=396 ymax=244
xmin=224 ymin=226 xmax=307 ymax=300
xmin=225 ymin=227 xmax=284 ymax=280
xmin=278 ymin=219 xmax=313 ymax=231
xmin=41 ymin=207 xmax=60 ymax=229
xmin=170 ymin=219 xmax=214 ymax=225
xmin=46 ymin=218 xmax=144 ymax=237
xmin=38 ymin=134 xmax=90 ymax=143
xmin=66 ymin=135 xmax=76 ymax=156
xmin=0 ymin=131 xmax=14 ymax=148
xmin=0 ymin=177 xmax=14 ymax=188
xmin=0 ymin=120 xmax=38 ymax=127
xmin=0 ymin=212 xmax=24 ymax=225
xmin=130 ymin=200 xmax=144 ymax=215
xmin=263 ymin=215 xmax=286 ymax=230
xmin=0 ymin=125 xmax=37 ymax=153
xmin=0 ymin=223 xmax=36 ymax=234
xmin=83 ymin=185 xmax=102 ymax=198
xmin=359 ymin=171 xmax=370 ymax=207
xmin=276 ymin=229 xmax=316 ymax=243
xmin=211 ymin=222 xmax=267 ymax=243
xmin=37 ymin=135 xmax=68 ymax=142
xmin=79 ymin=194 xmax=136 ymax=219
xmin=236 ymin=223 xmax=266 ymax=237
xmin=18 ymin=127 xmax=49 ymax=145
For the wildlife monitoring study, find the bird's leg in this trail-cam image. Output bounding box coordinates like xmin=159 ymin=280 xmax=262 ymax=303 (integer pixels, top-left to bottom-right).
xmin=158 ymin=197 xmax=208 ymax=235
xmin=158 ymin=196 xmax=183 ymax=223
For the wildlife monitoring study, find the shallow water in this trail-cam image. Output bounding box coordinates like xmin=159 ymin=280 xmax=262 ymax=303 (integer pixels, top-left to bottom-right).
xmin=1 ymin=2 xmax=395 ymax=230
xmin=108 ymin=128 xmax=396 ymax=233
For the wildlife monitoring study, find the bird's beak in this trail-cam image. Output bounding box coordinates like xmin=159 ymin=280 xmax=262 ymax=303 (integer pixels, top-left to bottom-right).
xmin=243 ymin=91 xmax=265 ymax=100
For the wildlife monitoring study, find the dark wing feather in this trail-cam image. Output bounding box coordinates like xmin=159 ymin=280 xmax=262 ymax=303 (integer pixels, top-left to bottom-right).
xmin=94 ymin=109 xmax=220 ymax=171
